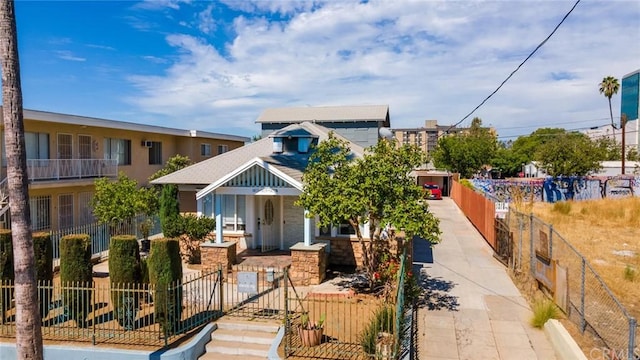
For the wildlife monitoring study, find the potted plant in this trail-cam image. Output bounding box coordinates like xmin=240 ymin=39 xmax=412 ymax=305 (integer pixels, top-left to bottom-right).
xmin=298 ymin=312 xmax=325 ymax=347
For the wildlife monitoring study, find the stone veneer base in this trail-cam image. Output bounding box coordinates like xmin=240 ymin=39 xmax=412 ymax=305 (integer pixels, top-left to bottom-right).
xmin=290 ymin=242 xmax=327 ymax=286
xmin=200 ymin=241 xmax=236 ymax=273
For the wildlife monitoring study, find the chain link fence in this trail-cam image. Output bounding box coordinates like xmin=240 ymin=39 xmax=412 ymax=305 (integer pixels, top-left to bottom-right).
xmin=506 ymin=209 xmax=638 ymax=360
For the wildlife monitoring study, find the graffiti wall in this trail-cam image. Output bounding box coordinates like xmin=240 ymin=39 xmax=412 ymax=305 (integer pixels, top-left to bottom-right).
xmin=471 ymin=176 xmax=640 ymax=203
xmin=471 ymin=179 xmax=544 ymax=203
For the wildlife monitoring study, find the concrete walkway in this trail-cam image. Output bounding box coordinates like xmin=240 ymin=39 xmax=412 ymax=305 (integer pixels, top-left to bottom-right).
xmin=415 ymin=198 xmax=557 ymax=360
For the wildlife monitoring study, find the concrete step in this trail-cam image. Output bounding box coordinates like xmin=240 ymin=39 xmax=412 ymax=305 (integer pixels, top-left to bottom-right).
xmin=199 ymin=352 xmax=266 ymax=360
xmin=205 ymin=338 xmax=271 ymax=357
xmin=212 ymin=328 xmax=276 ymax=345
xmin=215 ymin=318 xmax=280 ymax=333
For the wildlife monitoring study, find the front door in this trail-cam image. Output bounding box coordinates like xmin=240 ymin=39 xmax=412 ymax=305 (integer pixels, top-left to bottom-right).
xmin=261 ymin=196 xmax=280 ymax=252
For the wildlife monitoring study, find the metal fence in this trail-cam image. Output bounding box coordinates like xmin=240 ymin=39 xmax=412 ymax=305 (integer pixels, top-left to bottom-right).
xmin=0 ymin=269 xmax=222 ymax=347
xmin=284 ymin=251 xmax=411 ymax=359
xmin=50 ymin=214 xmax=162 ymax=262
xmin=222 ymin=264 xmax=289 ymax=319
xmin=506 ymin=210 xmax=638 ymax=360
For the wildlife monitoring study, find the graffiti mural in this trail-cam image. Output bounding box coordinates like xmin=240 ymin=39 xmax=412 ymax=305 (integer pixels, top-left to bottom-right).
xmin=472 ymin=176 xmax=640 ymax=203
xmin=471 ymin=179 xmax=543 ymax=202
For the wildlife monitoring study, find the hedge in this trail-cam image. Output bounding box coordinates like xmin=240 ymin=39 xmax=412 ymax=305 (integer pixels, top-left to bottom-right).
xmin=109 ymin=235 xmax=141 ymax=330
xmin=148 ymin=238 xmax=182 ymax=335
xmin=0 ymin=230 xmax=12 ymax=323
xmin=33 ymin=232 xmax=53 ymax=319
xmin=60 ymin=234 xmax=92 ymax=328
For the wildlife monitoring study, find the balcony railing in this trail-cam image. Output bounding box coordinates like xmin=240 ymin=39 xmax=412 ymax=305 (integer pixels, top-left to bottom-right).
xmin=27 ymin=159 xmax=118 ymax=181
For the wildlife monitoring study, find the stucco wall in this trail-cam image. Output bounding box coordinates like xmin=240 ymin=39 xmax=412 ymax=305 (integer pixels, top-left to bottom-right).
xmin=282 ymin=196 xmax=305 ymax=249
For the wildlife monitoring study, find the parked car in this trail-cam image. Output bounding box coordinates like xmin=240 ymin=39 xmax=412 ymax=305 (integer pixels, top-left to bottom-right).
xmin=423 ymin=183 xmax=442 ymax=200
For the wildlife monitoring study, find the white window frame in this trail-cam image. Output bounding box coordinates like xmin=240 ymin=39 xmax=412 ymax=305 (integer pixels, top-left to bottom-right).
xmin=217 ymin=144 xmax=229 ymax=155
xmin=201 ymin=143 xmax=212 ymax=157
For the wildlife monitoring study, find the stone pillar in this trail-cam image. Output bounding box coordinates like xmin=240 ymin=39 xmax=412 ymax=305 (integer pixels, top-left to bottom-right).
xmin=200 ymin=241 xmax=236 ymax=273
xmin=290 ymin=242 xmax=327 ymax=286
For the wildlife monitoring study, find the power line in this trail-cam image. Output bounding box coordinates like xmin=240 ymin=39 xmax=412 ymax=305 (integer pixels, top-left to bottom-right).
xmin=441 ymin=0 xmax=581 ymax=135
xmin=497 ymin=117 xmax=611 ymax=131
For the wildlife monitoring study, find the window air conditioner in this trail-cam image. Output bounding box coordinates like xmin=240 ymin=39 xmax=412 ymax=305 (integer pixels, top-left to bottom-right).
xmin=142 ymin=140 xmax=153 ymax=148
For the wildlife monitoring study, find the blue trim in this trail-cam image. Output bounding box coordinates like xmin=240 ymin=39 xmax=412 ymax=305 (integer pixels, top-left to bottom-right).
xmin=0 ymin=323 xmax=216 ymax=360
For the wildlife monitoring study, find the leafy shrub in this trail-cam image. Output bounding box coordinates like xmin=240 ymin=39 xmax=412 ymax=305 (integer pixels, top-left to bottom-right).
xmin=459 ymin=179 xmax=474 ymax=189
xmin=552 ymin=201 xmax=572 ymax=215
xmin=530 ymin=298 xmax=559 ymax=328
xmin=60 ymin=234 xmax=93 ymax=328
xmin=0 ymin=230 xmax=13 ymax=321
xmin=182 ymin=214 xmax=216 ymax=240
xmin=148 ymin=239 xmax=183 ymax=335
xmin=33 ymin=232 xmax=53 ymax=318
xmin=109 ymin=235 xmax=141 ymax=329
xmin=360 ymin=305 xmax=395 ymax=355
xmin=624 ymin=265 xmax=637 ymax=282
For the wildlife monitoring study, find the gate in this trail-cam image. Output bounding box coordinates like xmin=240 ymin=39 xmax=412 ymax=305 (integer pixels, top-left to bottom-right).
xmin=494 ymin=218 xmax=513 ymax=267
xmin=223 ymin=265 xmax=289 ymax=319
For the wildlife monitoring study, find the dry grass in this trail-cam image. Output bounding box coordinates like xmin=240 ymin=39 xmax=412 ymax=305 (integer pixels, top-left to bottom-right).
xmin=528 ymin=197 xmax=640 ymax=318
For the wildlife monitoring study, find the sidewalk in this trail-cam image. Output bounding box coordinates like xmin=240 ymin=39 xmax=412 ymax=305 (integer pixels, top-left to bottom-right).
xmin=414 ymin=198 xmax=557 ymax=360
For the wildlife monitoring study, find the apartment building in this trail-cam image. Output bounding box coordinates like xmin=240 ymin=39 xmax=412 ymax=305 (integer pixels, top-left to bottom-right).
xmin=392 ymin=120 xmax=451 ymax=155
xmin=0 ymin=109 xmax=249 ymax=231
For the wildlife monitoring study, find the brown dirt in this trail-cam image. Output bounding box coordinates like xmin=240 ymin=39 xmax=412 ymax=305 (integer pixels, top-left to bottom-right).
xmin=280 ymin=292 xmax=384 ymax=360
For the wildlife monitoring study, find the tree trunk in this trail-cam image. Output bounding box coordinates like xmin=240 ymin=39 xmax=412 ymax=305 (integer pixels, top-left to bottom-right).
xmin=0 ymin=1 xmax=44 ymax=359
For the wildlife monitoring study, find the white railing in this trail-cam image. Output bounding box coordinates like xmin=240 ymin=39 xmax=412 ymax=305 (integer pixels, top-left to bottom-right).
xmin=26 ymin=159 xmax=118 ymax=181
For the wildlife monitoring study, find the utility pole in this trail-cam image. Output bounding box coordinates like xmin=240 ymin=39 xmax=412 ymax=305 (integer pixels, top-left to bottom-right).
xmin=621 ymin=113 xmax=627 ymax=175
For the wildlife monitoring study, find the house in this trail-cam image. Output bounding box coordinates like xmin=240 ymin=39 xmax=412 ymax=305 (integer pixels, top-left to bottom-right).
xmin=152 ymin=121 xmax=370 ymax=248
xmin=256 ymin=105 xmax=390 ymax=148
xmin=0 ymin=108 xmax=249 ymax=231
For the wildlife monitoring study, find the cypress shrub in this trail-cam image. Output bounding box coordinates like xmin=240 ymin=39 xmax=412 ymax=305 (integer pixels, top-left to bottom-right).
xmin=33 ymin=232 xmax=53 ymax=319
xmin=148 ymin=238 xmax=182 ymax=335
xmin=108 ymin=235 xmax=141 ymax=330
xmin=60 ymin=234 xmax=92 ymax=328
xmin=159 ymin=185 xmax=180 ymax=236
xmin=0 ymin=230 xmax=13 ymax=322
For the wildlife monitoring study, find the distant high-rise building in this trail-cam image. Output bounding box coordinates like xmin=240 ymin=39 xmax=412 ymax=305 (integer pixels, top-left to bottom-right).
xmin=621 ymin=69 xmax=639 ymax=151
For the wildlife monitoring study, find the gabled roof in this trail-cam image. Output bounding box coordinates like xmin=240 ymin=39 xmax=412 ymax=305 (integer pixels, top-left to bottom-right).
xmin=256 ymin=105 xmax=390 ymax=125
xmin=151 ymin=121 xmax=366 ymax=186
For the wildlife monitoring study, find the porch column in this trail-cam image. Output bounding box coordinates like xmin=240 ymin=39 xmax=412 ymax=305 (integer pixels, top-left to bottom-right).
xmin=304 ymin=209 xmax=312 ymax=246
xmin=215 ymin=194 xmax=223 ymax=244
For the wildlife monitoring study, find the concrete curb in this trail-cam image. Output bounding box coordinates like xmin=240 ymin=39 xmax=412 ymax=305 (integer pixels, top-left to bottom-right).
xmin=0 ymin=323 xmax=216 ymax=360
xmin=544 ymin=319 xmax=587 ymax=360
xmin=268 ymin=326 xmax=285 ymax=360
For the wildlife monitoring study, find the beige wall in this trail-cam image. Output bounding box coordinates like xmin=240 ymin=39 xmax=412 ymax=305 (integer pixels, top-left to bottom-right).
xmin=0 ymin=119 xmax=246 ymax=186
xmin=0 ymin=117 xmax=247 ymax=231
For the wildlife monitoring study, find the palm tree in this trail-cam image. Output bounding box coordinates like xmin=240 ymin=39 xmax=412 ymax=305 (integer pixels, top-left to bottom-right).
xmin=0 ymin=1 xmax=44 ymax=359
xmin=599 ymin=76 xmax=620 ymax=132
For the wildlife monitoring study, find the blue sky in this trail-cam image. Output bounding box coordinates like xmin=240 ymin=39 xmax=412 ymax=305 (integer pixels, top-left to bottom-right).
xmin=13 ymin=0 xmax=640 ymax=139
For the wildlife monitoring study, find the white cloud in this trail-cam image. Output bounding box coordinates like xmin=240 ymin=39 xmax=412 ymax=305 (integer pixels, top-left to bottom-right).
xmin=126 ymin=0 xmax=640 ymax=138
xmin=197 ymin=3 xmax=217 ymax=34
xmin=56 ymin=50 xmax=86 ymax=62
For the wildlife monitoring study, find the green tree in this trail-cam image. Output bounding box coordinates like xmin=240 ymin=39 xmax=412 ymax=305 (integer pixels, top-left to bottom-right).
xmin=599 ymin=76 xmax=620 ymax=130
xmin=432 ymin=117 xmax=497 ymax=178
xmin=594 ymin=136 xmax=621 ymax=161
xmin=296 ymin=133 xmax=441 ymax=285
xmin=535 ymin=132 xmax=602 ymax=176
xmin=0 ymin=0 xmax=44 ymax=357
xmin=148 ymin=155 xmax=192 ymax=236
xmin=148 ymin=154 xmax=192 ymax=182
xmin=91 ymin=172 xmax=158 ymax=235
